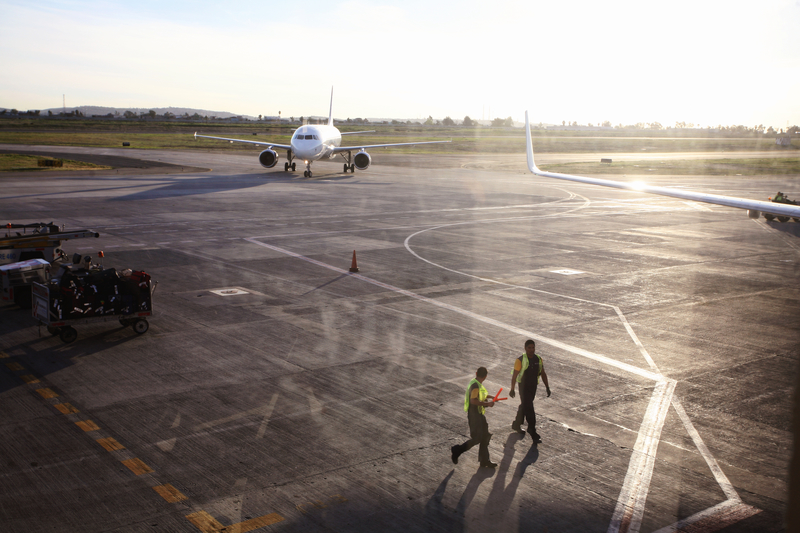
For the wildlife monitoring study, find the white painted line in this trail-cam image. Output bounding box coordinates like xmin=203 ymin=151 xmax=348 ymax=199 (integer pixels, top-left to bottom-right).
xmin=256 ymin=393 xmax=279 ymax=439
xmin=608 ymin=379 xmax=676 ymax=533
xmin=194 ymin=402 xmax=275 ymax=432
xmin=550 ymin=269 xmax=584 ymax=275
xmin=683 ymin=201 xmax=714 ymax=212
xmin=613 ymin=307 xmax=660 ymax=373
xmin=651 ymin=499 xmax=761 ymax=533
xmin=244 ymin=239 xmax=663 ymax=382
xmin=671 ymin=397 xmax=739 ymax=501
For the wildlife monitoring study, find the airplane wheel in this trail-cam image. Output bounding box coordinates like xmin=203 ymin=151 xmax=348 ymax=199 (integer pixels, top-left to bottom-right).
xmin=303 ymin=171 xmax=308 ymax=177
xmin=764 ymin=214 xmax=775 ymax=221
xmin=291 ymin=163 xmax=296 ymax=171
xmin=777 ymin=216 xmax=790 ymax=223
xmin=350 ymin=164 xmax=355 ymax=172
xmin=344 ymin=164 xmax=349 ymax=173
xmin=284 ymin=162 xmax=289 ymax=171
xmin=793 ymin=218 xmax=800 ymax=223
xmin=308 ymin=171 xmax=312 ymax=178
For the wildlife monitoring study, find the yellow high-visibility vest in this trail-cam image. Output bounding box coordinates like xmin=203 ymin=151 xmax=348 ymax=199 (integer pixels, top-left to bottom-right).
xmin=515 ymin=353 xmax=543 ymax=384
xmin=464 ymin=378 xmax=488 ymax=415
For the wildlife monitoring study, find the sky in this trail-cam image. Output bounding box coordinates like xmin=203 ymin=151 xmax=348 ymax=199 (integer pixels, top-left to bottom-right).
xmin=1 ymin=0 xmax=799 ymax=129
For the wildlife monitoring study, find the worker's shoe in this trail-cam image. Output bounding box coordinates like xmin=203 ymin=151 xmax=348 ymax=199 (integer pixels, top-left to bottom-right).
xmin=451 ymin=445 xmax=460 ymax=465
xmin=529 ymin=432 xmax=542 ymax=443
xmin=511 ymin=423 xmax=524 ymax=434
xmin=480 ymin=461 xmax=498 ymax=468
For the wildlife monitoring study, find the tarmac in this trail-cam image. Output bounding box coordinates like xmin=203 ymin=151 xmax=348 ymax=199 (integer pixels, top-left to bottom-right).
xmin=0 ymin=144 xmax=797 ymax=532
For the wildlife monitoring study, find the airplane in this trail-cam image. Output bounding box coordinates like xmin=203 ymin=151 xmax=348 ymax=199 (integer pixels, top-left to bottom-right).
xmin=524 ymin=111 xmax=800 ymax=222
xmin=194 ymin=89 xmax=450 ymax=178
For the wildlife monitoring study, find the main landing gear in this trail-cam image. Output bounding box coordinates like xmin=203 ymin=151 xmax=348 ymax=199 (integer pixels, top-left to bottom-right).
xmin=340 ymin=151 xmax=355 ymax=173
xmin=284 ymin=150 xmax=296 ymax=172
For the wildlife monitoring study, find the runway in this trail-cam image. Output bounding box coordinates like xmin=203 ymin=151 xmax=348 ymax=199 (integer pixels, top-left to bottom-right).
xmin=1 ymin=146 xmax=796 ymax=532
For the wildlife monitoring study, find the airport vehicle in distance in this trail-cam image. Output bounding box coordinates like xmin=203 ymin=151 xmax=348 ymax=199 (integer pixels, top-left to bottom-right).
xmin=524 ymin=111 xmax=800 ymax=222
xmin=194 ymin=89 xmax=449 ymax=178
xmin=764 ymin=192 xmax=800 ymax=222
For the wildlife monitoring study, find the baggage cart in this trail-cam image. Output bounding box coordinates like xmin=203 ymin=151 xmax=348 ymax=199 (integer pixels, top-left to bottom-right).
xmin=32 ymin=267 xmax=156 ymax=344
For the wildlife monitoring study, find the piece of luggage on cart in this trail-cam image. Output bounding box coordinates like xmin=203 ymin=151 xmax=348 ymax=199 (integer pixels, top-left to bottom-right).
xmin=33 ymin=261 xmax=156 ymax=344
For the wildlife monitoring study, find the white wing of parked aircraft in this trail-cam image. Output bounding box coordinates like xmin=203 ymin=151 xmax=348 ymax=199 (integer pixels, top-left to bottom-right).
xmin=524 ymin=111 xmax=800 ymax=221
xmin=194 ymin=88 xmax=449 ymax=178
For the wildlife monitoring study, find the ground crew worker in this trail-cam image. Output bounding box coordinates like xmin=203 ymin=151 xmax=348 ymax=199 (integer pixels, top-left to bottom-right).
xmin=451 ymin=367 xmax=497 ymax=468
xmin=510 ymin=339 xmax=550 ymax=442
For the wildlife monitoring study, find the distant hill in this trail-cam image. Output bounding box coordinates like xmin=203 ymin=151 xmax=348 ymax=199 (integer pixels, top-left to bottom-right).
xmin=35 ymin=106 xmax=258 ymax=120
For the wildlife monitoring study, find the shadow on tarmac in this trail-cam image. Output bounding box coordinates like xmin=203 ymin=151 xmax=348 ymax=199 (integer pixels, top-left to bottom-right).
xmin=0 ymin=303 xmax=144 ymax=394
xmin=424 ymin=433 xmax=539 ymax=532
xmin=302 ymin=274 xmax=350 ymax=295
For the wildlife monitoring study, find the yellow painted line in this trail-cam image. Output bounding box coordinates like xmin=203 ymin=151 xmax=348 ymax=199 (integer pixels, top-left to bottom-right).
xmin=97 ymin=437 xmax=126 ymax=452
xmin=21 ymin=374 xmax=40 ymax=384
xmin=76 ymin=420 xmax=100 ymax=432
xmin=36 ymin=388 xmax=58 ymax=399
xmin=54 ymin=403 xmax=79 ymax=414
xmin=5 ymin=362 xmax=24 ymax=371
xmin=121 ymin=457 xmax=154 ymax=475
xmin=152 ymin=483 xmax=188 ymax=503
xmin=186 ymin=511 xmax=224 ymax=532
xmin=186 ymin=510 xmax=284 ymax=533
xmin=0 ymin=351 xmax=10 ymax=358
xmin=235 ymin=513 xmax=285 ymax=531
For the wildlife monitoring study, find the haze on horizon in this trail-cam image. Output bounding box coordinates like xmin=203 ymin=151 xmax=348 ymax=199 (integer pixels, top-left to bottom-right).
xmin=1 ymin=0 xmax=798 ymax=130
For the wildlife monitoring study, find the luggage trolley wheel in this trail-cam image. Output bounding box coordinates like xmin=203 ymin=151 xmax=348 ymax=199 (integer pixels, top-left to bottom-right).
xmin=59 ymin=326 xmax=78 ymax=344
xmin=47 ymin=326 xmax=61 ymax=336
xmin=132 ymin=319 xmax=149 ymax=334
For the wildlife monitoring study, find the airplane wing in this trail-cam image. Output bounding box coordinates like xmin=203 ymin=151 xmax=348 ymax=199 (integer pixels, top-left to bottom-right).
xmin=524 ymin=111 xmax=800 ymax=220
xmin=332 ymin=140 xmax=450 ymax=153
xmin=194 ymin=133 xmax=292 ymax=150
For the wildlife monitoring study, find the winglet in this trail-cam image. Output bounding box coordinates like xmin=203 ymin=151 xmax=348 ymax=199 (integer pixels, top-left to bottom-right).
xmin=525 ymin=111 xmax=539 ymax=174
xmin=328 ymin=86 xmax=334 ymax=127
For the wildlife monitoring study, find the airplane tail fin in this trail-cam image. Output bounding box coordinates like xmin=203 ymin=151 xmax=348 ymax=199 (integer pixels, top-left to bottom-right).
xmin=328 ymin=87 xmax=334 ymax=127
xmin=525 ymin=111 xmax=539 ymax=174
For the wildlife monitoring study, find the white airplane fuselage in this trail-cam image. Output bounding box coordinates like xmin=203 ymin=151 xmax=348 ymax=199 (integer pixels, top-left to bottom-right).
xmin=291 ymin=124 xmax=342 ymax=162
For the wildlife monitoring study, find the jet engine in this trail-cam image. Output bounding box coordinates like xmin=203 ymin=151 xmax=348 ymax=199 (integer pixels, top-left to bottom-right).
xmin=258 ymin=149 xmax=279 ymax=168
xmin=353 ymin=151 xmax=372 ymax=170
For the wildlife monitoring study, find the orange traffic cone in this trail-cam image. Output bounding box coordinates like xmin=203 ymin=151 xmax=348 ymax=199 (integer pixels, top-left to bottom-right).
xmin=349 ymin=250 xmax=360 ymax=273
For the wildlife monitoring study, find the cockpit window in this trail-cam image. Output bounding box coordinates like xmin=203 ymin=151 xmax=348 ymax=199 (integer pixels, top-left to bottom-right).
xmin=305 ymin=135 xmax=314 ymax=140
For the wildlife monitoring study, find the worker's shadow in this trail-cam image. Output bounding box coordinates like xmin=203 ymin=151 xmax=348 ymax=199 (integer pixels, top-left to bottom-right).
xmin=424 ymin=460 xmax=497 ymax=533
xmin=479 ymin=433 xmax=539 ymax=524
